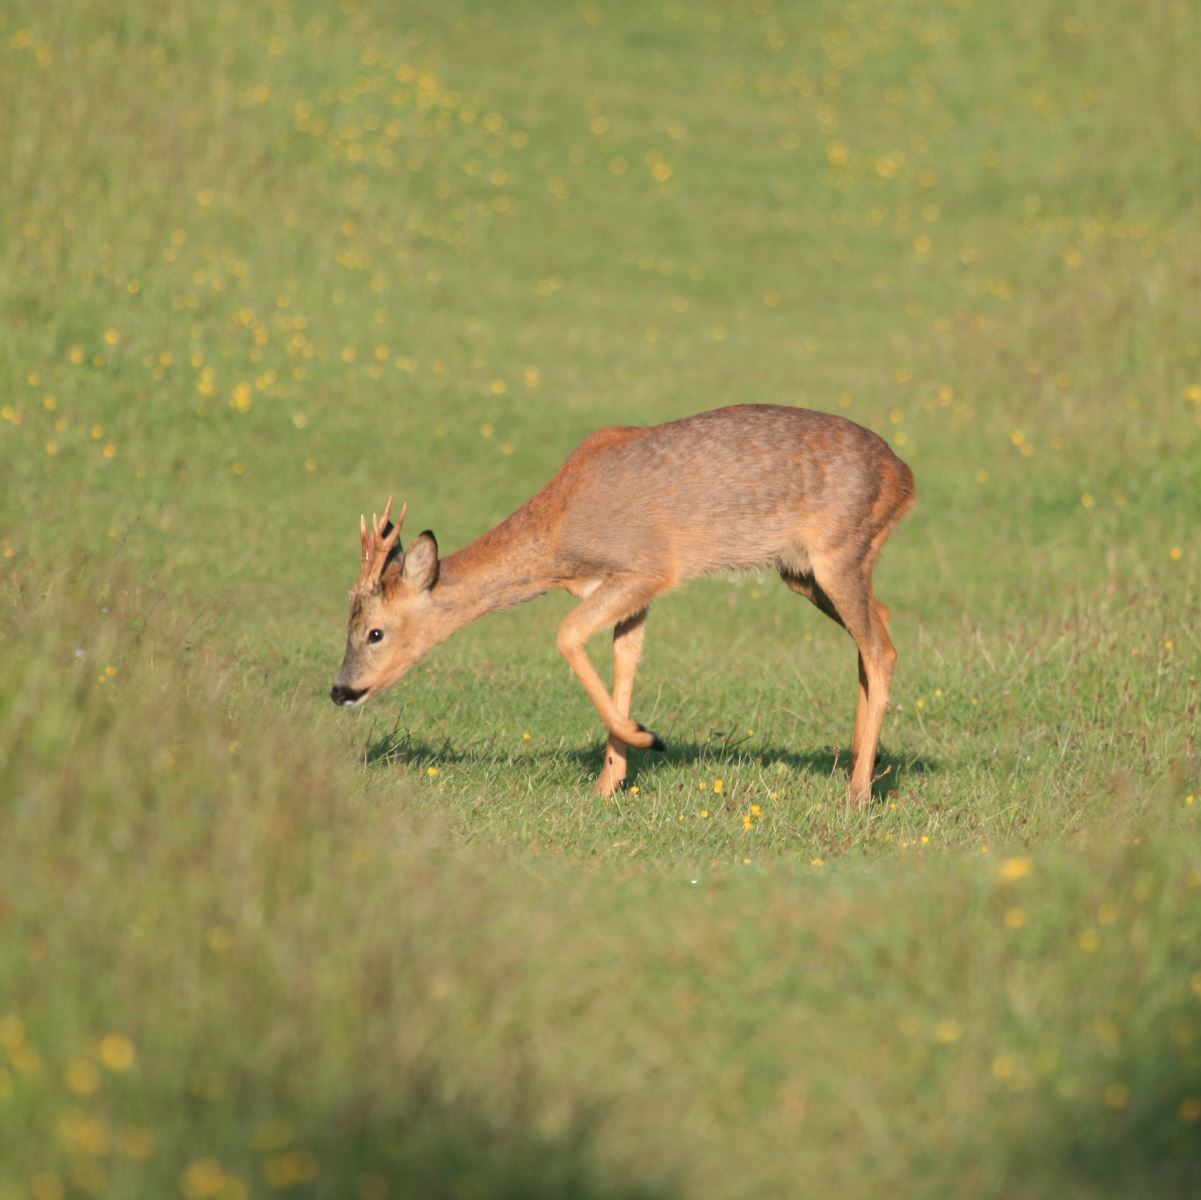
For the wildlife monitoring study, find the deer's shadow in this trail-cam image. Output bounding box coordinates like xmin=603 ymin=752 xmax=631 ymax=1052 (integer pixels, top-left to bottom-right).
xmin=363 ymin=726 xmax=939 ymax=802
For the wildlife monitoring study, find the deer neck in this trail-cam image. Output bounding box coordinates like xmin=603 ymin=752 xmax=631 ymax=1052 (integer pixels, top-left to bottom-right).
xmin=430 ymin=509 xmax=554 ymax=631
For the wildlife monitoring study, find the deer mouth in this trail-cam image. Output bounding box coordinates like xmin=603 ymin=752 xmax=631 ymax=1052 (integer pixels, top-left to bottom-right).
xmin=330 ymin=684 xmax=369 ymax=707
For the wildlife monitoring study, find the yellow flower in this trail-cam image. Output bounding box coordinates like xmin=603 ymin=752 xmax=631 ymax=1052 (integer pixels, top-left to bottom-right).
xmin=997 ymin=856 xmax=1032 ymax=883
xmin=179 ymin=1159 xmax=228 ymax=1199
xmin=713 ymin=779 xmax=723 ymax=794
xmin=991 ymin=1055 xmax=1016 ymax=1080
xmin=750 ymin=804 xmax=762 ymax=817
xmin=65 ymin=1058 xmax=102 ymax=1095
xmin=934 ymin=1019 xmax=962 ymax=1044
xmin=60 ymin=1112 xmax=111 ymax=1155
xmin=104 ymin=329 xmax=120 ymax=346
xmin=426 ymin=766 xmax=438 ymax=778
xmin=0 ymin=1015 xmax=24 ymax=1050
xmin=98 ymin=1033 xmax=135 ymax=1072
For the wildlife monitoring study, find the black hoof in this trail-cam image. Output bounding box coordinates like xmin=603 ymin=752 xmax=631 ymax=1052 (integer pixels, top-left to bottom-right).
xmin=636 ymin=724 xmax=667 ymax=752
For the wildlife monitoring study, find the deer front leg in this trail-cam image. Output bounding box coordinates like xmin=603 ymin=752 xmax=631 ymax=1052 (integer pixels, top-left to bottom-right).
xmin=595 ymin=608 xmax=648 ymax=797
xmin=557 ymin=577 xmax=666 ymax=758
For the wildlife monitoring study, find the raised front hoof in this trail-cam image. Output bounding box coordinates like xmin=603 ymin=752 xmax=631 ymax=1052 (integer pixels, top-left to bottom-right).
xmin=635 ymin=723 xmax=667 ymax=752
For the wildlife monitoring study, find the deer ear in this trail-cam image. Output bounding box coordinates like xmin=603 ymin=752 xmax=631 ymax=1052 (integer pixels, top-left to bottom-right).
xmin=379 ymin=543 xmax=405 ymax=586
xmin=402 ymin=531 xmax=439 ymax=592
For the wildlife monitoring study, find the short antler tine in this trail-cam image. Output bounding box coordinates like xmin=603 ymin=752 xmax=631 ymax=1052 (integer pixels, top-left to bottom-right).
xmin=359 ymin=514 xmax=371 ymax=562
xmin=376 ymin=496 xmax=400 ymax=551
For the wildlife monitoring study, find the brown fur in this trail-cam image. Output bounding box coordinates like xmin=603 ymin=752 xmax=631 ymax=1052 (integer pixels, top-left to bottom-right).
xmin=332 ymin=404 xmax=915 ymax=800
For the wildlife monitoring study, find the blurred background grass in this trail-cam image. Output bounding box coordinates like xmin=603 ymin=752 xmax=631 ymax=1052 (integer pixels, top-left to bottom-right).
xmin=1 ymin=0 xmax=1199 ymax=1196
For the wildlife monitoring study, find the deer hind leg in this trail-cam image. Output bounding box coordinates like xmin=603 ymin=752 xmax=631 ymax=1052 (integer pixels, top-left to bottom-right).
xmin=557 ymin=576 xmax=668 ymax=757
xmin=783 ymin=569 xmax=865 ymax=771
xmin=782 ymin=567 xmax=860 ymax=743
xmin=782 ymin=564 xmax=895 ymax=802
xmin=594 ymin=608 xmax=648 ymax=797
xmin=812 ymin=561 xmax=895 ymax=802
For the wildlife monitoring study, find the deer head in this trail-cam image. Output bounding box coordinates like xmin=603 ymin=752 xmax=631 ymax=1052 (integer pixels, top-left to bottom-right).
xmin=330 ymin=497 xmax=441 ymax=707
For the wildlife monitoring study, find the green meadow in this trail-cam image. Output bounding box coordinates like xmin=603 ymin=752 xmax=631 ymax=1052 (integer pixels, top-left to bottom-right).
xmin=2 ymin=0 xmax=1200 ymax=1196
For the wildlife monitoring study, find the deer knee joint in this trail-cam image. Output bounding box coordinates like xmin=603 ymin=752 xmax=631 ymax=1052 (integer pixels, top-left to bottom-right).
xmin=556 ymin=624 xmax=580 ymax=659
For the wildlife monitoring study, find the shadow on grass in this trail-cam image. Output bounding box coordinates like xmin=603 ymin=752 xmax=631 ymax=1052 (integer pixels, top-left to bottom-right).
xmin=277 ymin=1089 xmax=674 ymax=1200
xmin=364 ymin=726 xmax=939 ymax=802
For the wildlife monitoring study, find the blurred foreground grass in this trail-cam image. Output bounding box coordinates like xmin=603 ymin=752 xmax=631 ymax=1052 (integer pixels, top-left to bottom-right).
xmin=2 ymin=0 xmax=1201 ymax=1195
xmin=2 ymin=566 xmax=1199 ymax=1198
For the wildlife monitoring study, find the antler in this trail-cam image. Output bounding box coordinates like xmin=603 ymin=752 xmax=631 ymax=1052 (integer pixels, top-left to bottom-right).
xmin=354 ymin=496 xmax=407 ymax=594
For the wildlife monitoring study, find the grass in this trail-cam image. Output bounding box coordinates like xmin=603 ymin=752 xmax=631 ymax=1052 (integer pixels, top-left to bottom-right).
xmin=2 ymin=0 xmax=1200 ymax=1196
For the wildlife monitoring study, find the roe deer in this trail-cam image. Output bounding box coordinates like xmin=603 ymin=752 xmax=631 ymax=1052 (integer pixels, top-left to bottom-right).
xmin=330 ymin=404 xmax=915 ymax=800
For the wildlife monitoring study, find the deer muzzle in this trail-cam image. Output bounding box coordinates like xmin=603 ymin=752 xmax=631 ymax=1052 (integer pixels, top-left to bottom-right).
xmin=329 ymin=683 xmax=368 ymax=707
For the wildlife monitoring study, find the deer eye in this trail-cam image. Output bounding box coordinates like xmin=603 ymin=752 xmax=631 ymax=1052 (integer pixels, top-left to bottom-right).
xmin=367 ymin=628 xmax=384 ymax=644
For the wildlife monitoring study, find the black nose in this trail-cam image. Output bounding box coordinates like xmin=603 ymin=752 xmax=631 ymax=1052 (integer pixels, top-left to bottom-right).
xmin=330 ymin=684 xmax=367 ymax=706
